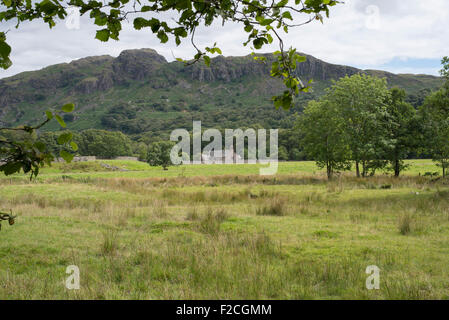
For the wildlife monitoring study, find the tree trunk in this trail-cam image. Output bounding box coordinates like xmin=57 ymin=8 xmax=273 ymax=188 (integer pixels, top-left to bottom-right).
xmin=356 ymin=161 xmax=360 ymax=178
xmin=327 ymin=163 xmax=333 ymax=180
xmin=362 ymin=161 xmax=367 ymax=178
xmin=394 ymin=159 xmax=400 ymax=177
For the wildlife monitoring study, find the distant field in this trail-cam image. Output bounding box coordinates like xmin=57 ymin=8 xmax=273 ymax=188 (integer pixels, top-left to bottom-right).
xmin=0 ymin=159 xmax=442 ymax=182
xmin=0 ymin=160 xmax=448 ymax=299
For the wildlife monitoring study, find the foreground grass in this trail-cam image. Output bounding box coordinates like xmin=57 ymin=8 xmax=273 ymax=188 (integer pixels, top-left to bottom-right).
xmin=0 ymin=161 xmax=448 ymax=299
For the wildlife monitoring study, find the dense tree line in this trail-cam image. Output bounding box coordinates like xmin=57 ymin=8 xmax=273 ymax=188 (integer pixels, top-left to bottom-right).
xmin=38 ymin=129 xmax=147 ymax=160
xmin=298 ymin=58 xmax=449 ymax=179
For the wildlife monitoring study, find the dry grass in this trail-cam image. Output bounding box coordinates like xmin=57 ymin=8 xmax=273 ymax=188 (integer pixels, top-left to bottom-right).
xmin=256 ymin=198 xmax=287 ymax=216
xmin=0 ymin=168 xmax=449 ymax=299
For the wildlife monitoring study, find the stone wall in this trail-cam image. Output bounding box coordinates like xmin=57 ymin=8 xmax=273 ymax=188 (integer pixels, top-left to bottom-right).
xmin=115 ymin=156 xmax=139 ymax=161
xmin=54 ymin=156 xmax=97 ymax=162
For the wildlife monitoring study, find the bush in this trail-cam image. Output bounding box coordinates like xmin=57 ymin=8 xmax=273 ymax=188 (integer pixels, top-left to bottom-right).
xmin=147 ymin=141 xmax=175 ymax=170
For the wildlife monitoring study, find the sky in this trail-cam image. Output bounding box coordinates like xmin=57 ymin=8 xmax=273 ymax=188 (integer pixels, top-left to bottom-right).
xmin=1 ymin=0 xmax=448 ymax=79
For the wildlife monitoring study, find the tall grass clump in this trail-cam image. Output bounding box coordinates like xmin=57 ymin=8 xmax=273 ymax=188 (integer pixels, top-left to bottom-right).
xmin=186 ymin=207 xmax=200 ymax=221
xmin=152 ymin=200 xmax=169 ymax=218
xmin=398 ymin=213 xmax=412 ymax=235
xmin=256 ymin=198 xmax=286 ymax=216
xmin=101 ymin=229 xmax=119 ymax=256
xmin=197 ymin=208 xmax=229 ymax=235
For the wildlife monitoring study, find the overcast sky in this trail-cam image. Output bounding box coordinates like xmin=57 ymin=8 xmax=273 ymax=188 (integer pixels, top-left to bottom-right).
xmin=1 ymin=0 xmax=448 ymax=79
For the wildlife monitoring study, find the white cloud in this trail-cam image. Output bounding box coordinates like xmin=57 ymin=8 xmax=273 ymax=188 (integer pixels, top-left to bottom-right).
xmin=1 ymin=0 xmax=448 ymax=78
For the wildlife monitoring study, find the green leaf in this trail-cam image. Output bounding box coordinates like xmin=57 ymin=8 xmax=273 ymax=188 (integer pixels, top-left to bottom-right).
xmin=61 ymin=103 xmax=75 ymax=113
xmin=34 ymin=141 xmax=46 ymax=152
xmin=277 ymin=0 xmax=288 ymax=6
xmin=157 ymin=30 xmax=169 ymax=43
xmin=55 ymin=114 xmax=66 ymax=128
xmin=253 ymin=38 xmax=264 ymax=49
xmin=0 ymin=57 xmax=12 ymax=70
xmin=174 ymin=28 xmax=188 ymax=38
xmin=60 ymin=150 xmax=74 ymax=163
xmin=45 ymin=110 xmax=53 ymax=120
xmin=0 ymin=40 xmax=11 ymax=59
xmin=70 ymin=141 xmax=79 ymax=152
xmin=94 ymin=13 xmax=108 ymax=26
xmin=282 ymin=11 xmax=293 ymax=20
xmin=57 ymin=132 xmax=73 ymax=145
xmin=0 ymin=162 xmax=22 ymax=176
xmin=95 ymin=29 xmax=110 ymax=42
xmin=295 ymin=55 xmax=307 ymax=63
xmin=260 ymin=19 xmax=274 ymax=26
xmin=204 ymin=55 xmax=211 ymax=67
xmin=133 ymin=17 xmax=148 ymax=30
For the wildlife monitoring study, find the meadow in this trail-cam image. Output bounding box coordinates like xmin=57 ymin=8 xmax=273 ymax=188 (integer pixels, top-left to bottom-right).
xmin=0 ymin=160 xmax=448 ymax=299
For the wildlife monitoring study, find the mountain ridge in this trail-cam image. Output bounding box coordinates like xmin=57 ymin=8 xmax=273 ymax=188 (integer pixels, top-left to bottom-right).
xmin=0 ymin=48 xmax=443 ymax=139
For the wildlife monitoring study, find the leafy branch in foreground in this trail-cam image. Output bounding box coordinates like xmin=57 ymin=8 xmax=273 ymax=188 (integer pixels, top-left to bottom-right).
xmin=440 ymin=56 xmax=449 ymax=81
xmin=0 ymin=104 xmax=78 ymax=179
xmin=0 ymin=0 xmax=340 ymax=109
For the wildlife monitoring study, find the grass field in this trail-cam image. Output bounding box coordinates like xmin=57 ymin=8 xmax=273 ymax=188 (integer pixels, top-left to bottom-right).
xmin=0 ymin=160 xmax=448 ymax=299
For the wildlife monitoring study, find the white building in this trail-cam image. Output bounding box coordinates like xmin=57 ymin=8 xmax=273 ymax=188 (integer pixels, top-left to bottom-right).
xmin=201 ymin=147 xmax=242 ymax=164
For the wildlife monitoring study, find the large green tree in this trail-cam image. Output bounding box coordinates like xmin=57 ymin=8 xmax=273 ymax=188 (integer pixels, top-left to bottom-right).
xmin=325 ymin=74 xmax=391 ymax=178
xmin=419 ymin=59 xmax=449 ymax=178
xmin=384 ymin=88 xmax=417 ymax=177
xmin=297 ymin=99 xmax=350 ymax=179
xmin=147 ymin=141 xmax=175 ymax=170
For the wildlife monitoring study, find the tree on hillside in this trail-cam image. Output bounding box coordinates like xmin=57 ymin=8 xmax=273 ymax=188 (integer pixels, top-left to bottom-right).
xmin=325 ymin=74 xmax=392 ymax=178
xmin=297 ymin=99 xmax=351 ymax=179
xmin=384 ymin=88 xmax=417 ymax=177
xmin=76 ymin=129 xmax=134 ymax=159
xmin=147 ymin=141 xmax=175 ymax=170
